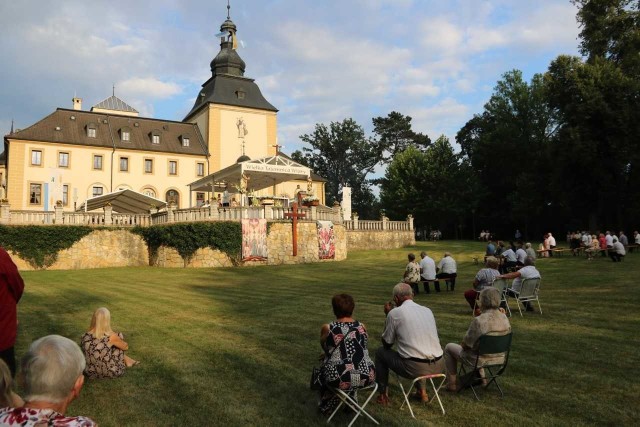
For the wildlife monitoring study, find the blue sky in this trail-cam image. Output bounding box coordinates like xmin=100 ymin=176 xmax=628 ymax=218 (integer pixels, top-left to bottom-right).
xmin=0 ymin=0 xmax=581 ymax=154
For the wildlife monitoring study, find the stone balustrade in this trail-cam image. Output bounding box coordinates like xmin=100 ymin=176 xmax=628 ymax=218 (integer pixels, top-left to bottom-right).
xmin=0 ymin=201 xmax=362 ymax=228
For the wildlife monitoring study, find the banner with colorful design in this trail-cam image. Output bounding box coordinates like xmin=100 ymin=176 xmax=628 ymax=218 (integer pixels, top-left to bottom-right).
xmin=317 ymin=220 xmax=335 ymax=259
xmin=242 ymin=218 xmax=268 ymax=261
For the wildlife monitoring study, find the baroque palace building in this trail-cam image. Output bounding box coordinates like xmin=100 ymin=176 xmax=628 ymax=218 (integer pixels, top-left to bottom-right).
xmin=2 ymin=8 xmax=324 ymax=211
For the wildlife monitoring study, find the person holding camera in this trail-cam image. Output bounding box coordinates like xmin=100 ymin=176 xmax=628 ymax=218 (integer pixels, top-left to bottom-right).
xmin=375 ymin=283 xmax=444 ymax=405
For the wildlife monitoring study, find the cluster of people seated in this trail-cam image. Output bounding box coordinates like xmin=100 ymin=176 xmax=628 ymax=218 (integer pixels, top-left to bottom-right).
xmin=565 ymin=230 xmax=637 ymax=262
xmin=313 ymin=284 xmax=513 ymax=415
xmin=478 ymin=230 xmax=493 ymax=241
xmin=402 ymin=251 xmax=457 ymax=295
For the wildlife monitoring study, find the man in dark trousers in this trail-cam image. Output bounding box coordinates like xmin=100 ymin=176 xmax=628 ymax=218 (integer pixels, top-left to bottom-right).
xmin=0 ymin=247 xmax=24 ymax=376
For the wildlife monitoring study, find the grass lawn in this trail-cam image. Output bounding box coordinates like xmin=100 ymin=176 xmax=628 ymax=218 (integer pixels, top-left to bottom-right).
xmin=13 ymin=241 xmax=639 ymax=426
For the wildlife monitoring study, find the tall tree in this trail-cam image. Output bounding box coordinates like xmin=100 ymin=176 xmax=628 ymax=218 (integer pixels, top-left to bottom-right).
xmin=291 ymin=118 xmax=380 ymax=217
xmin=372 ymin=111 xmax=431 ymax=164
xmin=380 ymin=136 xmax=479 ymax=235
xmin=573 ymin=0 xmax=639 ymax=74
xmin=456 ymin=70 xmax=556 ymax=236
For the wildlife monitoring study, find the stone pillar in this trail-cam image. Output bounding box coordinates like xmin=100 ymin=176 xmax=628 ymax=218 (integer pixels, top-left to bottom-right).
xmin=167 ymin=203 xmax=175 ymax=223
xmin=104 ymin=204 xmax=113 ymax=226
xmin=0 ymin=202 xmax=10 ymax=224
xmin=353 ymin=212 xmax=359 ymax=230
xmin=54 ymin=204 xmax=64 ymax=224
xmin=264 ymin=205 xmax=273 ymax=220
xmin=407 ymin=214 xmax=414 ymax=230
xmin=382 ymin=215 xmax=389 ymax=230
xmin=310 ymin=205 xmax=317 ymax=221
xmin=341 ymin=186 xmax=352 ymax=221
xmin=210 ymin=201 xmax=220 ymax=219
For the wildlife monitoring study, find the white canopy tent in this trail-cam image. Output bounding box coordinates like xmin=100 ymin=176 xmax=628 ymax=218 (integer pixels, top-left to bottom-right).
xmin=77 ymin=189 xmax=167 ymax=213
xmin=187 ymin=154 xmax=311 ymax=206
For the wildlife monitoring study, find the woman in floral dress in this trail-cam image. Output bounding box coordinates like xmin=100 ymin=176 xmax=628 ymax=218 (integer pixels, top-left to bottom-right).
xmin=317 ymin=294 xmax=375 ymax=415
xmin=81 ymin=307 xmax=139 ymax=379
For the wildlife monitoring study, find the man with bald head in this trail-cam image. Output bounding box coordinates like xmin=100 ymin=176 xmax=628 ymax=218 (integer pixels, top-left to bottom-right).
xmin=375 ymin=283 xmax=444 ymax=405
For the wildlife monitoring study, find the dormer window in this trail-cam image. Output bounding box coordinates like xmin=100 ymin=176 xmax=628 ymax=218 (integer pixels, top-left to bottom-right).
xmin=86 ymin=123 xmax=97 ymax=138
xmin=181 ymin=135 xmax=190 ymax=147
xmin=235 ymin=89 xmax=245 ymax=99
xmin=120 ymin=127 xmax=131 ymax=142
xmin=150 ymin=130 xmax=161 ymax=144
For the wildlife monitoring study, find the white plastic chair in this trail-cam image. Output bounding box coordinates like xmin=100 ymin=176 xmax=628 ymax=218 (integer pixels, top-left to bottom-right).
xmin=491 ymin=278 xmax=512 ymax=317
xmin=508 ymin=278 xmax=542 ymax=316
xmin=327 ymin=382 xmax=379 ymax=427
xmin=394 ymin=372 xmax=446 ymax=418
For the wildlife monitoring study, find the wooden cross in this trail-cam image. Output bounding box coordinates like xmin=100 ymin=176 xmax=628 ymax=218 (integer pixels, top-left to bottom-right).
xmin=284 ymin=202 xmax=306 ymax=256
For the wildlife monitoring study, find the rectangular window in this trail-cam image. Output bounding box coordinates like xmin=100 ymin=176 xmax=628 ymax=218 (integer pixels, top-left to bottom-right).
xmin=144 ymin=159 xmax=153 ymax=174
xmin=88 ymin=127 xmax=96 ymax=138
xmin=62 ymin=185 xmax=69 ymax=206
xmin=29 ymin=183 xmax=42 ymax=204
xmin=183 ymin=137 xmax=190 ymax=147
xmin=196 ymin=162 xmax=205 ymax=176
xmin=169 ymin=160 xmax=177 ymax=175
xmin=120 ymin=157 xmax=129 ymax=172
xmin=152 ymin=134 xmax=160 ymax=144
xmin=93 ymin=155 xmax=103 ymax=170
xmin=92 ymin=186 xmax=103 ymax=197
xmin=58 ymin=152 xmax=69 ymax=168
xmin=122 ymin=131 xmax=130 ymax=142
xmin=31 ymin=150 xmax=42 ymax=166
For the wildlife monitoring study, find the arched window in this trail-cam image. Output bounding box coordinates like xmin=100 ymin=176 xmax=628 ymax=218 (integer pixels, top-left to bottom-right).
xmin=143 ymin=188 xmax=156 ymax=198
xmin=166 ymin=190 xmax=179 ymax=206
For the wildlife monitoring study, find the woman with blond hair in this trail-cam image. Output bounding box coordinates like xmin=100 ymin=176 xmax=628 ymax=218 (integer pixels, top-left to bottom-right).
xmin=81 ymin=307 xmax=139 ymax=379
xmin=0 ymin=359 xmax=23 ymax=407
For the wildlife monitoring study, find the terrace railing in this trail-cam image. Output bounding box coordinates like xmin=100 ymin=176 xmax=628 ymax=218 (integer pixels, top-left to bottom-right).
xmin=0 ymin=202 xmax=412 ymax=231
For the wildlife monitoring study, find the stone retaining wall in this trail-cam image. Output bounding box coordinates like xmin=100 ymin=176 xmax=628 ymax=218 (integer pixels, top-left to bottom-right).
xmin=7 ymin=222 xmax=349 ymax=270
xmin=346 ymin=230 xmax=415 ymax=251
xmin=9 ymin=229 xmax=148 ymax=271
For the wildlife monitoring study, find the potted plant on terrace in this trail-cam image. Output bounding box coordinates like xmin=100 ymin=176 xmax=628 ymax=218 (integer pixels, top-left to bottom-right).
xmin=302 ymin=195 xmax=319 ymax=207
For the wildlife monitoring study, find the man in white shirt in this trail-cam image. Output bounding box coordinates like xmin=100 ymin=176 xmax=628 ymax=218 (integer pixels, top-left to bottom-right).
xmin=515 ymin=243 xmax=527 ymax=266
xmin=605 ymin=231 xmax=613 ymax=248
xmin=498 ymin=256 xmax=541 ymax=312
xmin=547 ymin=232 xmax=557 ymax=257
xmin=609 ymin=237 xmax=626 ymax=262
xmin=435 ymin=252 xmax=457 ymax=291
xmin=376 ymin=283 xmax=444 ymax=405
xmin=419 ymin=251 xmax=436 ymax=294
xmin=635 ymin=231 xmax=640 ymax=244
xmin=500 ymin=246 xmax=517 ymax=273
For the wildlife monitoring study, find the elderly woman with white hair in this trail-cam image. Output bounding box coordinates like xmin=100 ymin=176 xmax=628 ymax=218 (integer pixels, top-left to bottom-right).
xmin=0 ymin=335 xmax=96 ymax=426
xmin=443 ymin=287 xmax=511 ymax=391
xmin=81 ymin=307 xmax=139 ymax=379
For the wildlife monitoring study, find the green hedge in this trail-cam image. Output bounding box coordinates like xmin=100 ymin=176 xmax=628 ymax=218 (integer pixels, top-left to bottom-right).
xmin=132 ymin=222 xmax=242 ymax=266
xmin=0 ymin=225 xmax=94 ymax=269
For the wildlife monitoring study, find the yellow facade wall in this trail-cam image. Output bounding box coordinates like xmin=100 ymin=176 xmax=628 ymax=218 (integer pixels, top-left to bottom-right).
xmin=6 ymin=138 xmax=208 ymax=210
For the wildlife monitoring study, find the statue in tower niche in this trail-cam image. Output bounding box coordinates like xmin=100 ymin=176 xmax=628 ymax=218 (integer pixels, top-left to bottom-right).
xmin=236 ymin=117 xmax=248 ymax=138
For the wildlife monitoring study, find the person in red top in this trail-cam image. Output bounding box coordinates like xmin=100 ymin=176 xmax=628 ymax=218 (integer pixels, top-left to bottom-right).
xmin=0 ymin=247 xmax=24 ymax=377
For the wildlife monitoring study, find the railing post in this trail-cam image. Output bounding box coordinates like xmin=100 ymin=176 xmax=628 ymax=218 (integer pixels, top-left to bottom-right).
xmin=104 ymin=204 xmax=113 ymax=226
xmin=167 ymin=203 xmax=176 ymax=223
xmin=54 ymin=203 xmax=64 ymax=224
xmin=353 ymin=212 xmax=359 ymax=230
xmin=310 ymin=205 xmax=317 ymax=221
xmin=407 ymin=214 xmax=414 ymax=230
xmin=264 ymin=205 xmax=273 ymax=220
xmin=382 ymin=215 xmax=389 ymax=230
xmin=210 ymin=200 xmax=219 ymax=219
xmin=0 ymin=201 xmax=10 ymax=224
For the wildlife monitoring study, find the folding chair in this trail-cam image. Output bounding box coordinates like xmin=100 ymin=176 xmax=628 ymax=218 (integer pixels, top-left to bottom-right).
xmin=394 ymin=372 xmax=446 ymax=418
xmin=507 ymin=278 xmax=542 ymax=316
xmin=458 ymin=332 xmax=512 ymax=400
xmin=491 ymin=278 xmax=511 ymax=317
xmin=327 ymin=382 xmax=379 ymax=427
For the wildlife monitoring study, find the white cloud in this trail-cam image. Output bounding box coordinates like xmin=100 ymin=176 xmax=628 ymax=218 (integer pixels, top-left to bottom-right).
xmin=117 ymin=78 xmax=182 ymax=100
